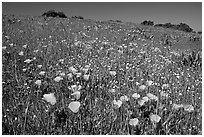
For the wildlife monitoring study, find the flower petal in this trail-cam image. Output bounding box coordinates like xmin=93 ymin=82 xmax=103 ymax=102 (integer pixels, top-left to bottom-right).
xmin=68 ymin=101 xmax=81 ymax=113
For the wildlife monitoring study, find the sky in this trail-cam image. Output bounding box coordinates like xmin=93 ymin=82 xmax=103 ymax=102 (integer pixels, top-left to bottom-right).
xmin=2 ymin=2 xmax=202 ymax=31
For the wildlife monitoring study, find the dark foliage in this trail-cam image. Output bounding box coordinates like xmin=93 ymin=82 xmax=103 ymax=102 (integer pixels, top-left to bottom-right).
xmin=71 ymin=16 xmax=84 ymax=20
xmin=141 ymin=20 xmax=154 ymax=26
xmin=154 ymin=22 xmax=193 ymax=33
xmin=197 ymin=31 xmax=202 ymax=35
xmin=42 ymin=10 xmax=67 ymax=18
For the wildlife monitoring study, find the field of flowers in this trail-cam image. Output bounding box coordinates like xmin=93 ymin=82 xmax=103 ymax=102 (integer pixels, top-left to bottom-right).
xmin=2 ymin=14 xmax=202 ymax=135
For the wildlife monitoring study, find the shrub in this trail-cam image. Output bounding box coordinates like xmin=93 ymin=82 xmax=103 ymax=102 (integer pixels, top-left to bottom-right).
xmin=197 ymin=31 xmax=202 ymax=34
xmin=71 ymin=16 xmax=84 ymax=20
xmin=42 ymin=10 xmax=67 ymax=18
xmin=141 ymin=20 xmax=154 ymax=26
xmin=154 ymin=22 xmax=193 ymax=33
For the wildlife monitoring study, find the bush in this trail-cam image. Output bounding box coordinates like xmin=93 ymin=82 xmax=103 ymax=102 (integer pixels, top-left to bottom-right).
xmin=177 ymin=23 xmax=193 ymax=32
xmin=71 ymin=16 xmax=84 ymax=20
xmin=197 ymin=31 xmax=202 ymax=34
xmin=42 ymin=10 xmax=67 ymax=18
xmin=154 ymin=22 xmax=193 ymax=33
xmin=141 ymin=20 xmax=154 ymax=26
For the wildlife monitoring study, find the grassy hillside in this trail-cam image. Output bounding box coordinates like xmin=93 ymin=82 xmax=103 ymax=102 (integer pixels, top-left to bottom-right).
xmin=2 ymin=14 xmax=202 ymax=135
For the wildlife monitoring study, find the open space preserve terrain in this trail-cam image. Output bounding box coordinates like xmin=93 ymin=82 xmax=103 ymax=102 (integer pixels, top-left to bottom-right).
xmin=2 ymin=14 xmax=202 ymax=135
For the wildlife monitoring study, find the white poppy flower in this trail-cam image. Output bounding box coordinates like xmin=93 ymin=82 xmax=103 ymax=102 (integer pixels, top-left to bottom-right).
xmin=150 ymin=114 xmax=161 ymax=123
xmin=138 ymin=99 xmax=145 ymax=106
xmin=129 ymin=118 xmax=139 ymax=126
xmin=54 ymin=76 xmax=63 ymax=82
xmin=109 ymin=71 xmax=116 ymax=76
xmin=22 ymin=44 xmax=27 ymax=48
xmin=83 ymin=74 xmax=90 ymax=81
xmin=132 ymin=93 xmax=140 ymax=99
xmin=43 ymin=93 xmax=57 ymax=105
xmin=109 ymin=88 xmax=116 ymax=93
xmin=71 ymin=91 xmax=81 ymax=100
xmin=113 ymin=100 xmax=123 ymax=108
xmin=82 ymin=65 xmax=90 ymax=73
xmin=160 ymin=91 xmax=169 ymax=98
xmin=70 ymin=85 xmax=82 ymax=93
xmin=146 ymin=80 xmax=154 ymax=86
xmin=76 ymin=72 xmax=82 ymax=77
xmin=68 ymin=101 xmax=81 ymax=113
xmin=39 ymin=71 xmax=46 ymax=76
xmin=139 ymin=85 xmax=146 ymax=91
xmin=18 ymin=51 xmax=24 ymax=56
xmin=35 ymin=80 xmax=42 ymax=86
xmin=22 ymin=68 xmax=27 ymax=72
xmin=142 ymin=96 xmax=149 ymax=102
xmin=67 ymin=73 xmax=73 ymax=79
xmin=120 ymin=95 xmax=129 ymax=102
xmin=135 ymin=82 xmax=140 ymax=85
xmin=146 ymin=93 xmax=158 ymax=101
xmin=59 ymin=59 xmax=64 ymax=63
xmin=24 ymin=59 xmax=32 ymax=63
xmin=183 ymin=104 xmax=194 ymax=112
xmin=162 ymin=84 xmax=169 ymax=89
xmin=69 ymin=66 xmax=78 ymax=74
xmin=37 ymin=65 xmax=42 ymax=68
xmin=172 ymin=103 xmax=183 ymax=110
xmin=60 ymin=72 xmax=66 ymax=76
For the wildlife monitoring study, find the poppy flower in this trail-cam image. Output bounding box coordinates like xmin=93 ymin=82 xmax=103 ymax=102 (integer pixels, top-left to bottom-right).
xmin=162 ymin=84 xmax=169 ymax=89
xmin=109 ymin=70 xmax=117 ymax=76
xmin=120 ymin=95 xmax=129 ymax=102
xmin=24 ymin=59 xmax=32 ymax=63
xmin=39 ymin=71 xmax=46 ymax=76
xmin=135 ymin=82 xmax=140 ymax=85
xmin=43 ymin=93 xmax=57 ymax=105
xmin=138 ymin=99 xmax=145 ymax=106
xmin=37 ymin=65 xmax=42 ymax=68
xmin=82 ymin=66 xmax=90 ymax=73
xmin=69 ymin=66 xmax=78 ymax=74
xmin=146 ymin=93 xmax=158 ymax=101
xmin=60 ymin=72 xmax=66 ymax=76
xmin=183 ymin=104 xmax=194 ymax=112
xmin=69 ymin=85 xmax=82 ymax=93
xmin=18 ymin=51 xmax=24 ymax=56
xmin=54 ymin=76 xmax=63 ymax=82
xmin=150 ymin=114 xmax=161 ymax=123
xmin=139 ymin=85 xmax=146 ymax=91
xmin=172 ymin=103 xmax=183 ymax=110
xmin=67 ymin=73 xmax=73 ymax=79
xmin=142 ymin=96 xmax=149 ymax=102
xmin=71 ymin=91 xmax=80 ymax=100
xmin=22 ymin=44 xmax=27 ymax=48
xmin=146 ymin=80 xmax=154 ymax=86
xmin=160 ymin=91 xmax=169 ymax=98
xmin=35 ymin=80 xmax=42 ymax=86
xmin=132 ymin=93 xmax=140 ymax=99
xmin=109 ymin=88 xmax=116 ymax=93
xmin=76 ymin=72 xmax=82 ymax=77
xmin=22 ymin=68 xmax=27 ymax=72
xmin=129 ymin=118 xmax=139 ymax=126
xmin=83 ymin=74 xmax=90 ymax=81
xmin=68 ymin=101 xmax=81 ymax=113
xmin=59 ymin=59 xmax=64 ymax=63
xmin=113 ymin=100 xmax=123 ymax=108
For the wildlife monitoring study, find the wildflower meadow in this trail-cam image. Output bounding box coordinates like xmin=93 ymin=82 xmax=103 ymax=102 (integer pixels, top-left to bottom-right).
xmin=2 ymin=14 xmax=202 ymax=135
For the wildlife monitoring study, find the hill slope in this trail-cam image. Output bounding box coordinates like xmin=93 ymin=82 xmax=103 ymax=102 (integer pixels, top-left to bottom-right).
xmin=2 ymin=14 xmax=202 ymax=135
